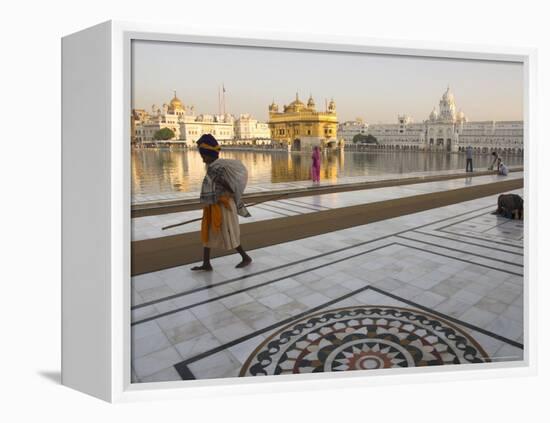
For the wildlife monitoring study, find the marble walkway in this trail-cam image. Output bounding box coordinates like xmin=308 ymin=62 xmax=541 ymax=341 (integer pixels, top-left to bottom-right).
xmin=131 ymin=188 xmax=524 ymax=383
xmin=132 ymin=171 xmax=522 ymax=241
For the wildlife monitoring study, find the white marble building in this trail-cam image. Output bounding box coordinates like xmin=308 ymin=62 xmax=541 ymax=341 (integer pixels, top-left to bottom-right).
xmin=134 ymin=94 xmax=194 ymax=144
xmin=134 ymin=103 xmax=185 ymax=143
xmin=134 ymin=93 xmax=236 ymax=144
xmin=338 ymin=119 xmax=370 ymax=144
xmin=181 ymin=113 xmax=235 ymax=144
xmin=366 ymin=115 xmax=427 ymax=150
xmin=352 ymin=87 xmax=523 ymax=154
xmin=234 ymin=114 xmax=271 ymax=142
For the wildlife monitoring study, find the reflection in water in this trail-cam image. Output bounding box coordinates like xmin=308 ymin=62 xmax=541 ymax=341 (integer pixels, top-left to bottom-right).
xmin=132 ymin=148 xmax=523 ymax=196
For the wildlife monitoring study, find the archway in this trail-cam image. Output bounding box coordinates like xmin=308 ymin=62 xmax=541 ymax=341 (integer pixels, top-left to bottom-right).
xmin=292 ymin=139 xmax=301 ymax=150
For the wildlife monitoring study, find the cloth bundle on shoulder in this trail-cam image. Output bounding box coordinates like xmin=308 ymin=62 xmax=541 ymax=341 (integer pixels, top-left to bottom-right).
xmin=200 ymin=158 xmax=251 ymax=217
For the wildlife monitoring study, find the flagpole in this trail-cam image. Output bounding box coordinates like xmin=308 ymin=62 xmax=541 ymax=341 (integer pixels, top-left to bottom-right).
xmin=218 ymin=85 xmax=221 ymax=116
xmin=223 ymin=83 xmax=226 ymax=115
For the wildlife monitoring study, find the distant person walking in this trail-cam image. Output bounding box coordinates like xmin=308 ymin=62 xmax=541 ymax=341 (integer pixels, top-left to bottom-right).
xmin=311 ymin=145 xmax=321 ymax=184
xmin=489 ymin=151 xmax=502 ymax=171
xmin=465 ymin=145 xmax=474 ymax=172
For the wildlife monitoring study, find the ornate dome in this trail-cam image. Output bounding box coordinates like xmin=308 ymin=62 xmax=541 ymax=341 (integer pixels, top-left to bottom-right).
xmin=307 ymin=94 xmax=316 ymax=109
xmin=328 ymin=98 xmax=336 ymax=112
xmin=441 ymin=86 xmax=455 ymax=104
xmin=429 ymin=107 xmax=439 ymax=121
xmin=456 ymin=110 xmax=467 ymax=122
xmin=438 ymin=86 xmax=457 ymax=122
xmin=287 ymin=93 xmax=306 ymax=112
xmin=169 ymin=91 xmax=185 ymax=110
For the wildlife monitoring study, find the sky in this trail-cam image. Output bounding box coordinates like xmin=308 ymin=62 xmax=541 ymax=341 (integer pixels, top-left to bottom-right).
xmin=132 ymin=40 xmax=524 ymax=124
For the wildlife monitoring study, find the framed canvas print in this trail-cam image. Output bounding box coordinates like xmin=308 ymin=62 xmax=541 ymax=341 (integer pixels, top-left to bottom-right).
xmin=61 ymin=21 xmax=537 ymax=402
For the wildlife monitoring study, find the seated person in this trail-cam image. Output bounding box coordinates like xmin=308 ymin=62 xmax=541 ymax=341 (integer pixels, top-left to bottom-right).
xmin=498 ymin=162 xmax=509 ymax=176
xmin=488 ymin=151 xmax=501 ymax=170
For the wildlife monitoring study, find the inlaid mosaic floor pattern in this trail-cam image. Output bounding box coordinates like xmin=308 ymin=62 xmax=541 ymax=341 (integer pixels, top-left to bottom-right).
xmin=130 ymin=189 xmax=524 ymax=383
xmin=240 ymin=306 xmax=489 ymax=376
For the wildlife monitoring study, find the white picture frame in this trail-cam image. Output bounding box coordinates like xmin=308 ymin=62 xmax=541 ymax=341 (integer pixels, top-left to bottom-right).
xmin=61 ymin=20 xmax=537 ymax=403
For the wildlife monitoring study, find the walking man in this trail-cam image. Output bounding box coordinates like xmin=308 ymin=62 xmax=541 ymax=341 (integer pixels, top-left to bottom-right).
xmin=465 ymin=145 xmax=473 ymax=172
xmin=191 ymin=134 xmax=252 ymax=271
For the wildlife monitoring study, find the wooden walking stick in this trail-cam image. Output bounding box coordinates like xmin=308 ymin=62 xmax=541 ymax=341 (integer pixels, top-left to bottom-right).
xmin=161 ymin=216 xmax=203 ymax=230
xmin=161 ymin=192 xmax=292 ymax=231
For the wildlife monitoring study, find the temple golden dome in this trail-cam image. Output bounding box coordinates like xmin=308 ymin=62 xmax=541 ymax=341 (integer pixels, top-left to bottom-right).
xmin=169 ymin=91 xmax=185 ymax=110
xmin=286 ymin=93 xmax=306 ymax=112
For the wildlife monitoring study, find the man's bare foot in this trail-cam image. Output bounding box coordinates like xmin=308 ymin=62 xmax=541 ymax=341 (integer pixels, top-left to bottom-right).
xmin=235 ymin=257 xmax=252 ymax=268
xmin=191 ymin=264 xmax=213 ymax=271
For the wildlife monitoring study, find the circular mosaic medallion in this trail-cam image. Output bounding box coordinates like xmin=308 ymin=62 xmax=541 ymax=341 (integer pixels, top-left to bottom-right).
xmin=240 ymin=306 xmax=489 ymax=376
